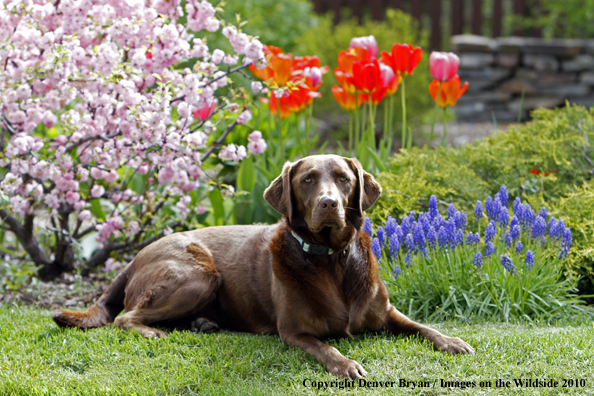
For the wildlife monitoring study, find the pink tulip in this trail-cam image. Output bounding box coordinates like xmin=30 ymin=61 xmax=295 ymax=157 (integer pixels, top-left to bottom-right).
xmin=349 ymin=35 xmax=378 ymax=60
xmin=429 ymin=52 xmax=460 ymax=82
xmin=193 ymin=99 xmax=218 ymax=121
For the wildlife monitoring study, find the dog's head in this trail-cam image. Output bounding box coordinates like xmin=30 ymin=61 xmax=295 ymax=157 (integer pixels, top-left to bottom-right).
xmin=264 ymin=155 xmax=381 ymax=235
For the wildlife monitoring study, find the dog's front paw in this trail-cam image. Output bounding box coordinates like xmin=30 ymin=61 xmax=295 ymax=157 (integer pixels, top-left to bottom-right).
xmin=328 ymin=358 xmax=367 ymax=379
xmin=433 ymin=335 xmax=475 ymax=355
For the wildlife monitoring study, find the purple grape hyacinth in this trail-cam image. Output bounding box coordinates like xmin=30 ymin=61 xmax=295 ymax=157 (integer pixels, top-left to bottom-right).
xmin=364 ymin=217 xmax=373 ymax=236
xmin=497 ymin=185 xmax=509 ymax=207
xmin=473 ymin=252 xmax=483 ymax=267
xmin=377 ymin=226 xmax=385 ymax=247
xmin=501 ymin=254 xmax=515 ymax=275
xmin=429 ymin=195 xmax=438 ymax=219
xmin=525 ymin=250 xmax=535 ymax=270
xmin=485 ymin=221 xmax=496 ymax=243
xmin=389 ymin=234 xmax=400 ymax=262
xmin=371 ymin=237 xmax=381 ymax=263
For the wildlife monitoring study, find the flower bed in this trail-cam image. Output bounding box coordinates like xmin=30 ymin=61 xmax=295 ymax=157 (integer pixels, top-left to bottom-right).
xmin=367 ymin=187 xmax=584 ymax=322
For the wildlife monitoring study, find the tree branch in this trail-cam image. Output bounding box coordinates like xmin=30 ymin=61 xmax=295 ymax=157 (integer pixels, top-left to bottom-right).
xmin=171 ymin=62 xmax=253 ymax=104
xmin=200 ymin=119 xmax=240 ymax=162
xmin=65 ymin=130 xmax=121 ymax=153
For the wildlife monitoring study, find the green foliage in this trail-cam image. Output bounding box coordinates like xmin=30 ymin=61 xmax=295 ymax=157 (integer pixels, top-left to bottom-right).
xmin=204 ymin=0 xmax=320 ymax=55
xmin=370 ymin=104 xmax=594 ymax=280
xmin=553 ymin=181 xmax=594 ymax=282
xmin=511 ymin=0 xmax=594 ymax=39
xmin=222 ymin=106 xmax=323 ymax=225
xmin=295 ymin=9 xmax=435 ymax=146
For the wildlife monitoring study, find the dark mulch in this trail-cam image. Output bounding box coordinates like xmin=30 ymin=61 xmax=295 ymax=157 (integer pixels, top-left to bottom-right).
xmin=0 ymin=272 xmax=110 ymax=310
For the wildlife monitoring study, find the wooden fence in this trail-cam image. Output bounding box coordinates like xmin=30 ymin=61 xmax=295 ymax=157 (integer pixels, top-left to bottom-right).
xmin=311 ymin=0 xmax=541 ymax=50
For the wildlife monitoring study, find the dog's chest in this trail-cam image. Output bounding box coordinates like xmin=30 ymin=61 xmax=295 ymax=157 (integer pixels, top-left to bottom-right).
xmin=298 ymin=262 xmax=373 ymax=337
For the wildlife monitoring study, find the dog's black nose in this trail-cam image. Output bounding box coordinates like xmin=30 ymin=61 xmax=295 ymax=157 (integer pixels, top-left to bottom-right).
xmin=319 ymin=196 xmax=338 ymax=209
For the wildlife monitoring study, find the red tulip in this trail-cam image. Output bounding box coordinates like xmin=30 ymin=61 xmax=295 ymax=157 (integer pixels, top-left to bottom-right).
xmin=428 ymin=75 xmax=469 ymax=107
xmin=361 ymin=87 xmax=387 ymax=105
xmin=351 ymin=59 xmax=381 ymax=93
xmin=429 ymin=52 xmax=460 ymax=82
xmin=381 ymin=43 xmax=422 ymax=76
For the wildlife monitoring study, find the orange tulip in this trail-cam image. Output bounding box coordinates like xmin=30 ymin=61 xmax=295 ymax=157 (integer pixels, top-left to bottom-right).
xmin=428 ymin=75 xmax=469 ymax=107
xmin=250 ymin=50 xmax=292 ymax=87
xmin=251 ymin=45 xmax=328 ymax=117
xmin=332 ymin=86 xmax=365 ymax=111
xmin=381 ymin=43 xmax=422 ymax=76
xmin=337 ymin=47 xmax=370 ymax=74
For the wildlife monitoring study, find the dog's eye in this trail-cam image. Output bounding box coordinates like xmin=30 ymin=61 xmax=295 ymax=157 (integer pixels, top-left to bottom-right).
xmin=304 ymin=178 xmax=312 ymax=183
xmin=340 ymin=176 xmax=348 ymax=182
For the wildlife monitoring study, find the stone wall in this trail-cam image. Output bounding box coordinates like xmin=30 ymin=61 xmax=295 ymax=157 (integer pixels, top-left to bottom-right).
xmin=451 ymin=35 xmax=594 ymax=122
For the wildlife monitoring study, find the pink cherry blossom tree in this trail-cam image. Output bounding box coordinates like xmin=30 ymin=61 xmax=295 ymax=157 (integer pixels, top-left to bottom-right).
xmin=0 ymin=0 xmax=267 ymax=280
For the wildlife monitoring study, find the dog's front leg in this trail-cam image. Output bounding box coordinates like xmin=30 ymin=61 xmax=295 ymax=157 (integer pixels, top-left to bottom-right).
xmin=280 ymin=332 xmax=367 ymax=379
xmin=385 ymin=305 xmax=475 ymax=355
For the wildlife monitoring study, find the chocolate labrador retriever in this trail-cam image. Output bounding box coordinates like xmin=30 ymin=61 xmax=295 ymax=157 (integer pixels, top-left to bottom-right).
xmin=53 ymin=154 xmax=474 ymax=378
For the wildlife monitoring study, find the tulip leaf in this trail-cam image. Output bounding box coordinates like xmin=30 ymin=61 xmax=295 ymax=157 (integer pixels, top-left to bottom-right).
xmin=208 ymin=189 xmax=225 ymax=226
xmin=237 ymin=156 xmax=256 ymax=192
xmin=366 ymin=146 xmax=386 ymax=172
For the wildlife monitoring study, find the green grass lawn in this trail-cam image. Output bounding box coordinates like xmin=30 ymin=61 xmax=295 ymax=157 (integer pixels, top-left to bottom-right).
xmin=1 ymin=305 xmax=593 ymax=395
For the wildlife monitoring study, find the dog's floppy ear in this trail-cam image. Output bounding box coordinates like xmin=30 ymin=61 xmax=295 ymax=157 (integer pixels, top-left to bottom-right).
xmin=347 ymin=158 xmax=382 ymax=216
xmin=264 ymin=161 xmax=294 ymax=222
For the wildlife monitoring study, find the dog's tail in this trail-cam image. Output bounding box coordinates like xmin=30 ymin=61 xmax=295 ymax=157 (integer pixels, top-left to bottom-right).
xmin=52 ymin=264 xmax=130 ymax=329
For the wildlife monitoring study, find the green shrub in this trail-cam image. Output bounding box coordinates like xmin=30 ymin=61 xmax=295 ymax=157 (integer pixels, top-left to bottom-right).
xmin=370 ymin=104 xmax=594 ymax=281
xmin=511 ymin=0 xmax=594 ymax=39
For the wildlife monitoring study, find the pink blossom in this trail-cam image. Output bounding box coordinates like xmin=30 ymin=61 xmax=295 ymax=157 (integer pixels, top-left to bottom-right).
xmin=429 ymin=52 xmax=460 ymax=82
xmin=248 ymin=130 xmax=267 ymax=155
xmin=91 ymin=185 xmax=105 ymax=198
xmin=236 ymin=110 xmax=252 ymax=124
xmin=158 ymin=167 xmax=175 ymax=185
xmin=103 ymin=258 xmax=124 ymax=273
xmin=211 ymin=49 xmax=224 ymax=64
xmin=43 ymin=111 xmax=57 ymax=128
xmin=78 ymin=210 xmax=92 ymax=221
xmin=126 ymin=220 xmax=140 ymax=238
xmin=103 ymin=170 xmax=119 ymax=183
xmin=65 ymin=191 xmax=80 ymax=205
xmin=91 ymin=168 xmax=105 ymax=179
xmin=177 ymin=102 xmax=190 ymax=118
xmin=196 ymin=205 xmax=207 ymax=215
xmin=251 ymin=81 xmax=263 ymax=93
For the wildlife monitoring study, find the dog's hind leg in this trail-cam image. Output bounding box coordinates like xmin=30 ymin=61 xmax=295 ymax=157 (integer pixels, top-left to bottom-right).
xmin=114 ymin=249 xmax=222 ymax=339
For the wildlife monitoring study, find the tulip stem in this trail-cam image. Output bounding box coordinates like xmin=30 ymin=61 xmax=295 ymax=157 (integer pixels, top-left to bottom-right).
xmin=440 ymin=107 xmax=447 ymax=147
xmin=368 ymin=101 xmax=376 ymax=150
xmin=354 ymin=92 xmax=360 ymax=156
xmin=429 ymin=82 xmax=442 ymax=148
xmin=276 ymin=97 xmax=283 ymax=159
xmin=400 ymin=77 xmax=407 ymax=151
xmin=349 ymin=112 xmax=353 ymax=156
xmin=388 ymin=94 xmax=395 ymax=154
